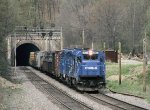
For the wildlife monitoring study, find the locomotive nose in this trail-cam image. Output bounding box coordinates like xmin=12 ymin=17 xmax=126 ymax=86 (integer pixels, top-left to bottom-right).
xmin=90 ymin=81 xmax=95 ymax=86
xmin=81 ymin=61 xmax=100 ymax=76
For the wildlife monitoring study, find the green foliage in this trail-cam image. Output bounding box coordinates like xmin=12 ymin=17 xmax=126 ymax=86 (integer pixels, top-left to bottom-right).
xmin=106 ymin=62 xmax=142 ymax=77
xmin=107 ymin=80 xmax=143 ymax=94
xmin=107 ymin=63 xmax=150 ymax=102
xmin=106 ymin=63 xmax=118 ymax=77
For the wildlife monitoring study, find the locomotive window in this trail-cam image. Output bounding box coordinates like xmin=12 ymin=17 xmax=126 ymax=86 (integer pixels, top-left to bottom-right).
xmin=100 ymin=58 xmax=104 ymax=62
xmin=77 ymin=57 xmax=82 ymax=63
xmin=83 ymin=54 xmax=98 ymax=60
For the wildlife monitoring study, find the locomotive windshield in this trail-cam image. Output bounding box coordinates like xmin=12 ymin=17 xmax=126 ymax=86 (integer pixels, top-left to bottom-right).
xmin=83 ymin=54 xmax=98 ymax=60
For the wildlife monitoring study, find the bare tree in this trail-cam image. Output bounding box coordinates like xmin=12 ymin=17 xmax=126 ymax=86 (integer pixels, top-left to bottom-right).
xmin=93 ymin=0 xmax=123 ymax=50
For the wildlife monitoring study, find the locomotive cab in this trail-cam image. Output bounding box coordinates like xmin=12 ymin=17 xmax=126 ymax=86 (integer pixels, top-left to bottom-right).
xmin=76 ymin=49 xmax=106 ymax=91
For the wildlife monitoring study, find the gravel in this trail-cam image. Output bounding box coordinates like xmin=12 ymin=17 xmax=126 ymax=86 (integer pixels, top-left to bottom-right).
xmin=27 ymin=66 xmax=113 ymax=110
xmin=106 ymin=93 xmax=150 ymax=110
xmin=5 ymin=67 xmax=60 ymax=110
xmin=28 ymin=66 xmax=150 ymax=110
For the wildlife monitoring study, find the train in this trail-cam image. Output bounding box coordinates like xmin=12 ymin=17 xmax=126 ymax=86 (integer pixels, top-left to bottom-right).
xmin=29 ymin=48 xmax=106 ymax=91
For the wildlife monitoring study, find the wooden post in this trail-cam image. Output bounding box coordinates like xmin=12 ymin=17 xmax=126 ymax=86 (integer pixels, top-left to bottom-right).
xmin=14 ymin=32 xmax=16 ymax=73
xmin=92 ymin=39 xmax=94 ymax=50
xmin=82 ymin=29 xmax=85 ymax=46
xmin=119 ymin=42 xmax=121 ymax=85
xmin=60 ymin=27 xmax=63 ymax=50
xmin=143 ymin=37 xmax=147 ymax=92
xmin=45 ymin=36 xmax=48 ymax=51
xmin=103 ymin=42 xmax=106 ymax=52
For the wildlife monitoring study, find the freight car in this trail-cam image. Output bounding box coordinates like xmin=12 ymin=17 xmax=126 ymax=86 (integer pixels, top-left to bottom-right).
xmin=29 ymin=51 xmax=46 ymax=69
xmin=29 ymin=51 xmax=39 ymax=67
xmin=29 ymin=52 xmax=35 ymax=66
xmin=41 ymin=51 xmax=61 ymax=77
xmin=29 ymin=48 xmax=106 ymax=91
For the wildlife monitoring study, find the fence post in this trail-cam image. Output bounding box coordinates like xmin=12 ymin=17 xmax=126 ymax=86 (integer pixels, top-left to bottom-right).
xmin=143 ymin=37 xmax=147 ymax=92
xmin=60 ymin=27 xmax=63 ymax=50
xmin=119 ymin=42 xmax=122 ymax=85
xmin=103 ymin=42 xmax=106 ymax=52
xmin=92 ymin=40 xmax=94 ymax=50
xmin=14 ymin=32 xmax=16 ymax=74
xmin=82 ymin=29 xmax=85 ymax=46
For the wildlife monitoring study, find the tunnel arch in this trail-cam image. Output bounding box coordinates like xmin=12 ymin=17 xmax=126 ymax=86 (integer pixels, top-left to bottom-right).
xmin=16 ymin=40 xmax=42 ymax=50
xmin=16 ymin=43 xmax=40 ymax=66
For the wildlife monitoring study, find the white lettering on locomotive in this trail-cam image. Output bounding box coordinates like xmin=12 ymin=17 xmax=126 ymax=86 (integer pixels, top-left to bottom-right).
xmin=85 ymin=67 xmax=98 ymax=70
xmin=83 ymin=52 xmax=98 ymax=54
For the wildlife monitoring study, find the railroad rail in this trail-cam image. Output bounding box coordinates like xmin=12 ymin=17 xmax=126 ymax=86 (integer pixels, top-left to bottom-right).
xmin=84 ymin=93 xmax=149 ymax=110
xmin=107 ymin=87 xmax=144 ymax=99
xmin=19 ymin=66 xmax=93 ymax=110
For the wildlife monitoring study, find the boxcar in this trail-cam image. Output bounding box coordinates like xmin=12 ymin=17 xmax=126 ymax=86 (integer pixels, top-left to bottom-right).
xmin=29 ymin=52 xmax=36 ymax=67
xmin=35 ymin=51 xmax=46 ymax=69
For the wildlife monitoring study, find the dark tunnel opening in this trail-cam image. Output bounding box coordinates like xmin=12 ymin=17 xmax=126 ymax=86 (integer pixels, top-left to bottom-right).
xmin=16 ymin=43 xmax=40 ymax=66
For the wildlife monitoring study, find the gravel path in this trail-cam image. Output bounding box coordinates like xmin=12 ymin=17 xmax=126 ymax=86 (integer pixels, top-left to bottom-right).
xmin=27 ymin=66 xmax=112 ymax=110
xmin=8 ymin=67 xmax=60 ymax=110
xmin=106 ymin=93 xmax=150 ymax=110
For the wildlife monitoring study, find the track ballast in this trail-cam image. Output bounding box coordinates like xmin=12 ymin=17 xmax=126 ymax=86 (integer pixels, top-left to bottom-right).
xmin=20 ymin=66 xmax=93 ymax=110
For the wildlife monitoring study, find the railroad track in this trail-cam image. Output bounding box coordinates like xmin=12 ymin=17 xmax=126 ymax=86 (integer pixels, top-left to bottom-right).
xmin=84 ymin=93 xmax=149 ymax=110
xmin=19 ymin=66 xmax=93 ymax=110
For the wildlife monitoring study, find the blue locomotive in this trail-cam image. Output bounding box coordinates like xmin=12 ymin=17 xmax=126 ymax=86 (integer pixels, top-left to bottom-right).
xmin=59 ymin=48 xmax=106 ymax=91
xmin=29 ymin=48 xmax=106 ymax=91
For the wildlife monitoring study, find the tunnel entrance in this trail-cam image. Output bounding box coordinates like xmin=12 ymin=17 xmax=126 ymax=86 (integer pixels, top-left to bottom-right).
xmin=16 ymin=43 xmax=40 ymax=66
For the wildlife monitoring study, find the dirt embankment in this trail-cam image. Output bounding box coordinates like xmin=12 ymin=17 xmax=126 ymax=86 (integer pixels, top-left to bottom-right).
xmin=0 ymin=76 xmax=21 ymax=109
xmin=0 ymin=76 xmax=21 ymax=89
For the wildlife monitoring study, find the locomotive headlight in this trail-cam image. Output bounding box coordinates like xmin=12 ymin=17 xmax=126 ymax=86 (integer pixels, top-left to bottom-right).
xmin=88 ymin=50 xmax=93 ymax=56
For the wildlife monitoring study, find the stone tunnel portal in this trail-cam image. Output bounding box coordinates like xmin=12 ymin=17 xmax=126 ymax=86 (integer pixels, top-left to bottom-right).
xmin=16 ymin=43 xmax=40 ymax=66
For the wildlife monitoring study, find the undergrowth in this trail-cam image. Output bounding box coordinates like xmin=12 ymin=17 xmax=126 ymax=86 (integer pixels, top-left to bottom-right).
xmin=106 ymin=62 xmax=150 ymax=103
